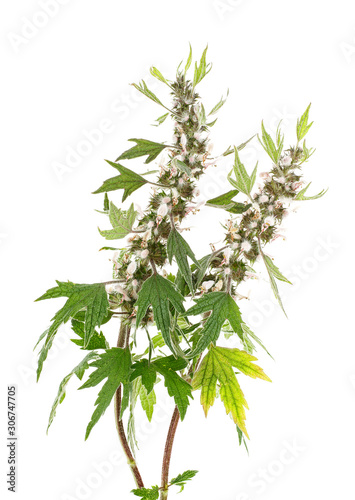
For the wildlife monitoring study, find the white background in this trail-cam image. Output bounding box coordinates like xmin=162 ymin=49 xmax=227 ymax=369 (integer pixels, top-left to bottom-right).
xmin=1 ymin=1 xmax=355 ymax=499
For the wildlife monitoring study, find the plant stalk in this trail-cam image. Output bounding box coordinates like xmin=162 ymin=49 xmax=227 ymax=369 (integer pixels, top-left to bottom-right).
xmin=114 ymin=323 xmax=144 ymax=489
xmin=160 ymin=405 xmax=180 ymax=500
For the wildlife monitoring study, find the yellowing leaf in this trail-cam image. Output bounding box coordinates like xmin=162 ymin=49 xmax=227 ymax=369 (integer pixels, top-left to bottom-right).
xmin=98 ymin=202 xmax=137 ymax=240
xmin=192 ymin=345 xmax=271 ymax=438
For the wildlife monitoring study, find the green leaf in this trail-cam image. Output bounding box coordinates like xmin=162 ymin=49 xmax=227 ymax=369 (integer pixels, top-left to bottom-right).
xmin=135 ymin=274 xmax=185 ymax=355
xmin=99 ymin=246 xmax=119 ymax=251
xmin=207 ymin=189 xmax=239 ymax=206
xmin=208 ymin=89 xmax=229 ymax=115
xmin=174 ymin=159 xmax=192 ymax=176
xmin=184 ymin=43 xmax=193 ymax=74
xmin=193 ymin=45 xmax=212 ymax=87
xmin=132 ymin=485 xmax=159 ymax=500
xmin=98 ymin=202 xmax=137 ymax=240
xmin=103 ymin=192 xmax=109 ymax=212
xmin=258 ymin=121 xmax=282 ymax=164
xmin=193 ymin=253 xmax=214 ymax=289
xmin=249 ymin=162 xmax=258 ymax=191
xmin=223 ymin=135 xmax=256 ymax=157
xmin=120 ymin=382 xmax=131 ymax=419
xmin=261 ymin=253 xmax=289 ymax=316
xmin=139 ymin=383 xmax=156 ymax=422
xmin=263 ymin=255 xmax=292 ymax=284
xmin=79 ymin=348 xmax=131 ymax=439
xmin=297 ymin=104 xmax=313 ymax=141
xmin=241 ymin=323 xmax=273 ymax=359
xmin=152 ymin=112 xmax=169 ymax=127
xmin=192 ymin=345 xmax=250 ymax=437
xmin=206 ymin=189 xmax=250 ymax=214
xmin=127 ymin=378 xmax=140 ymax=453
xmin=170 ymin=469 xmax=198 ymax=488
xmin=131 ymin=356 xmax=191 ymax=419
xmin=131 ymin=80 xmax=169 ymax=111
xmin=237 ymin=425 xmax=249 ymax=453
xmin=71 ymin=318 xmax=108 ymax=350
xmin=167 ymin=229 xmax=199 ymax=294
xmin=295 ymin=182 xmax=328 ymax=201
xmin=227 ymin=147 xmax=256 ymax=195
xmin=130 ymin=359 xmax=157 ymax=394
xmin=185 ymin=292 xmax=243 ymax=357
xmin=150 ymin=67 xmax=170 ymax=86
xmin=153 ymin=357 xmax=193 ymax=419
xmin=116 ymin=139 xmax=168 ymax=164
xmin=35 ymin=282 xmax=109 ymax=378
xmin=93 ymin=160 xmax=148 ymax=201
xmin=47 ymin=352 xmax=99 ymax=432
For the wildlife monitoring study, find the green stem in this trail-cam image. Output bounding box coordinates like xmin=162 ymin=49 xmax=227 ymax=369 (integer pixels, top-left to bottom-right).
xmin=160 ymin=406 xmax=180 ymax=500
xmin=114 ymin=324 xmax=144 ymax=489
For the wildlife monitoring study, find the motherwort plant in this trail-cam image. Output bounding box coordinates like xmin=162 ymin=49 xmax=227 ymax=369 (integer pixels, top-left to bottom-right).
xmin=35 ymin=47 xmax=325 ymax=499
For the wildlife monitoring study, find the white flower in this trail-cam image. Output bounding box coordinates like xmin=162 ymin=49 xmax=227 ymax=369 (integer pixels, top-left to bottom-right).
xmin=141 ymin=249 xmax=149 ymax=259
xmin=241 ymin=240 xmax=252 ymax=252
xmin=132 ymin=279 xmax=138 ymax=288
xmin=252 ymin=202 xmax=260 ymax=212
xmin=223 ymin=247 xmax=231 ymax=263
xmin=180 ymin=134 xmax=187 ymax=148
xmin=267 ymin=204 xmax=274 ymax=212
xmin=260 ymin=172 xmax=271 ymax=181
xmin=147 ymin=221 xmax=154 ymax=228
xmin=212 ymin=279 xmax=224 ymax=292
xmin=259 ymin=194 xmax=269 ymax=203
xmin=264 ymin=216 xmax=275 ymax=226
xmin=224 ymin=267 xmax=231 ymax=275
xmin=192 ymin=187 xmax=200 ymax=197
xmin=143 ymin=228 xmax=152 ymax=240
xmin=274 ymin=176 xmax=286 ymax=184
xmin=207 ymin=142 xmax=214 ymax=155
xmin=281 ymin=156 xmax=292 ymax=166
xmin=126 ymin=261 xmax=137 ymax=276
xmin=194 ymin=132 xmax=203 ymax=141
xmin=169 ymin=166 xmax=178 ymax=177
xmin=201 ymin=280 xmax=214 ymax=293
xmin=245 ymin=271 xmax=259 ymax=280
xmin=178 ymin=178 xmax=184 ymax=185
xmin=188 ymin=155 xmax=196 ymax=164
xmin=171 ymin=135 xmax=178 ymax=144
xmin=106 ymin=284 xmax=131 ymax=302
xmin=157 ymin=203 xmax=168 ymax=217
xmin=162 ymin=196 xmax=171 ymax=204
xmin=250 ymin=221 xmax=257 ymax=228
xmin=231 ymin=242 xmax=239 ymax=249
xmin=181 ymin=112 xmax=189 ymax=122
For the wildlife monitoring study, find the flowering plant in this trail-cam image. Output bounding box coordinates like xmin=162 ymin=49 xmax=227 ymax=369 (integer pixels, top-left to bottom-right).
xmin=35 ymin=46 xmax=325 ymax=499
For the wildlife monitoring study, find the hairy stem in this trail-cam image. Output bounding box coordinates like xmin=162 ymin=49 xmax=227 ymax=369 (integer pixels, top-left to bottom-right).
xmin=160 ymin=406 xmax=180 ymax=500
xmin=114 ymin=323 xmax=144 ymax=489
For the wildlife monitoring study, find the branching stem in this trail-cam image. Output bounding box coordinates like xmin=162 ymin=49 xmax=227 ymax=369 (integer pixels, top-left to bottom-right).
xmin=114 ymin=324 xmax=144 ymax=489
xmin=160 ymin=406 xmax=180 ymax=500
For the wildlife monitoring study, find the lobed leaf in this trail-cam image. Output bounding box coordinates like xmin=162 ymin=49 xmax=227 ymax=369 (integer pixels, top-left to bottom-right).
xmin=167 ymin=229 xmax=199 ymax=294
xmin=93 ymin=161 xmax=148 ymax=201
xmin=79 ymin=348 xmax=132 ymax=439
xmin=98 ymin=202 xmax=137 ymax=240
xmin=135 ymin=274 xmax=185 ymax=356
xmin=116 ymin=138 xmax=168 ymax=164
